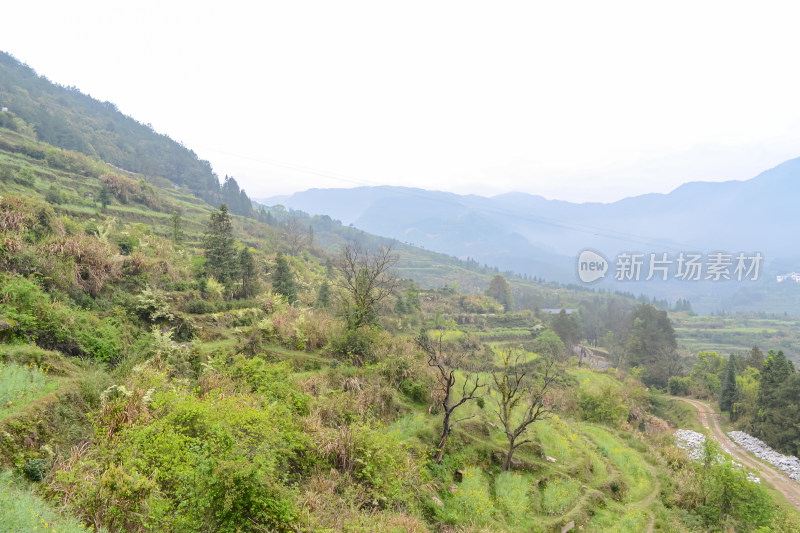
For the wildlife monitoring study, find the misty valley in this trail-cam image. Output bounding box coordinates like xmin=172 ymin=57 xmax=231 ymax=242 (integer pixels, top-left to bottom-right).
xmin=2 ymin=50 xmax=800 ymax=533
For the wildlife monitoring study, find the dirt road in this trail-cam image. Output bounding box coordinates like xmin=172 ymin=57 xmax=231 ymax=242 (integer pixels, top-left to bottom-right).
xmin=679 ymin=397 xmax=800 ymax=511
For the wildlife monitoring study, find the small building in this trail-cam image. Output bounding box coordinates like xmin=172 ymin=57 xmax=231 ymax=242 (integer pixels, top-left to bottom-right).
xmin=541 ymin=308 xmax=578 ymax=315
xmin=1 ymin=107 xmax=7 ymax=112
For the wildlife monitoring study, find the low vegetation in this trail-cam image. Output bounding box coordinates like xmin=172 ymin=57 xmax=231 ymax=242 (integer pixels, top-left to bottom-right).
xmin=0 ymin=91 xmax=798 ymax=532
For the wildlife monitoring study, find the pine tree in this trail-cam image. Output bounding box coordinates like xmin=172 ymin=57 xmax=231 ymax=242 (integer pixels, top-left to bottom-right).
xmin=316 ymin=280 xmax=331 ymax=308
xmin=239 ymin=247 xmax=258 ymax=299
xmin=719 ymin=356 xmax=737 ymax=416
xmin=272 ymin=252 xmax=297 ymax=303
xmin=98 ymin=185 xmax=111 ymax=211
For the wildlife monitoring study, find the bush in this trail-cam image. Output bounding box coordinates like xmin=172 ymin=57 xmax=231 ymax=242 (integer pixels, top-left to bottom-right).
xmin=328 ymin=326 xmax=379 ymax=365
xmin=349 ymin=423 xmax=417 ymax=504
xmin=185 ymin=298 xmax=214 ymax=314
xmin=578 ymin=385 xmax=628 ymax=425
xmin=45 ymin=186 xmax=65 ymax=205
xmin=668 ymin=376 xmax=692 ymax=396
xmin=52 ymin=386 xmax=307 ymax=532
xmin=0 ymin=274 xmax=122 ymax=362
xmin=231 ymin=356 xmax=309 ymax=415
xmin=115 ymin=233 xmax=139 ymax=255
xmin=22 ymin=458 xmax=48 ymax=481
xmin=134 ymin=286 xmax=174 ymax=323
xmin=16 ymin=166 xmax=35 ymax=185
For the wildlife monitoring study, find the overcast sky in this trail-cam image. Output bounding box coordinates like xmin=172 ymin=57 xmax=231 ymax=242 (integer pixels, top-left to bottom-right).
xmin=3 ymin=1 xmax=800 ymax=203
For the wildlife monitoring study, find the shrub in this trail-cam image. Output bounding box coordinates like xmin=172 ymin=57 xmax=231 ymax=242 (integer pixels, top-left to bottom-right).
xmin=22 ymin=458 xmax=48 ymax=481
xmin=321 ymin=422 xmax=417 ymax=506
xmin=231 ymin=356 xmax=309 ymax=415
xmin=134 ymin=286 xmax=174 ymax=323
xmin=578 ymin=385 xmax=628 ymax=425
xmin=328 ymin=325 xmax=379 ymax=365
xmin=52 ymin=387 xmax=307 ymax=532
xmin=0 ymin=274 xmax=122 ymax=362
xmin=668 ymin=376 xmax=692 ymax=396
xmin=185 ymin=298 xmax=214 ymax=314
xmin=41 ymin=233 xmax=121 ymax=295
xmin=16 ymin=166 xmax=35 ymax=185
xmin=115 ymin=233 xmax=139 ymax=255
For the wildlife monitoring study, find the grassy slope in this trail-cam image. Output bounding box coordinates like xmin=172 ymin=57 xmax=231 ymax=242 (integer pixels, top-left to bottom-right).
xmin=2 ymin=121 xmax=800 ymax=531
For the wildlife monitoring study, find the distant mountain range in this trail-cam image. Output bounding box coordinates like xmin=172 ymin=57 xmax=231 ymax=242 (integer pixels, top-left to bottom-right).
xmin=260 ymin=158 xmax=800 ymax=310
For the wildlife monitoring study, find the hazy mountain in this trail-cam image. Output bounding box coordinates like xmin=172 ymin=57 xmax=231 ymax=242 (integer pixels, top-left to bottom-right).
xmin=262 ymin=158 xmax=800 ymax=311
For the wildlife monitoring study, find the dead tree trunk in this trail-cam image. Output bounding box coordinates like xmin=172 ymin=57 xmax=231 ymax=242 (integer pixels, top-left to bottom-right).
xmin=416 ymin=331 xmax=484 ymax=464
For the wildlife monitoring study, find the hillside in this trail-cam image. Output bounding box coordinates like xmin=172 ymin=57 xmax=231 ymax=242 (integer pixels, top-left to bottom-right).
xmin=1 ymin=107 xmax=800 ymax=532
xmin=0 ymin=51 xmax=253 ymax=213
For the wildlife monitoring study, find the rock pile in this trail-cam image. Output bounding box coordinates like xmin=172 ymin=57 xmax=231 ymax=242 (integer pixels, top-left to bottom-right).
xmin=674 ymin=429 xmax=707 ymax=460
xmin=674 ymin=429 xmax=760 ymax=483
xmin=728 ymin=431 xmax=800 ymax=481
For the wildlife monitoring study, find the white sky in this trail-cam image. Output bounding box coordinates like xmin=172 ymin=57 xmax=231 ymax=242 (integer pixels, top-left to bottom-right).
xmin=3 ymin=1 xmax=800 ymax=203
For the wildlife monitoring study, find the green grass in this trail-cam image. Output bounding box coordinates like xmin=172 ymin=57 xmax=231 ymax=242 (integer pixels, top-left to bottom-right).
xmin=0 ymin=470 xmax=94 ymax=532
xmin=442 ymin=466 xmax=495 ymax=524
xmin=494 ymin=472 xmax=531 ymax=524
xmin=582 ymin=425 xmax=653 ymax=502
xmin=539 ymin=476 xmax=581 ymax=515
xmin=389 ymin=411 xmax=431 ymax=441
xmin=535 ymin=419 xmax=579 ymax=464
xmin=569 ymin=368 xmax=621 ymax=395
xmin=588 ymin=504 xmax=648 ymax=532
xmin=0 ymin=361 xmax=57 ymax=419
xmin=672 ymin=313 xmax=800 ymax=357
xmin=651 ymin=394 xmax=704 ymax=433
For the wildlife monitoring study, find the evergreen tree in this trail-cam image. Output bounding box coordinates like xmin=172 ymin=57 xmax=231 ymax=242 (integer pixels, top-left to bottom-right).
xmin=98 ymin=185 xmax=111 ymax=210
xmin=551 ymin=309 xmax=581 ymax=355
xmin=170 ymin=210 xmax=183 ymax=244
xmin=485 ymin=274 xmax=514 ymax=311
xmin=624 ymin=303 xmax=679 ymax=388
xmin=758 ymin=350 xmax=793 ymax=415
xmin=203 ymin=204 xmax=240 ymax=286
xmin=316 ymin=280 xmax=331 ymax=308
xmin=755 ymin=350 xmax=798 ymax=452
xmin=745 ymin=346 xmax=765 ymax=371
xmin=272 ymin=252 xmax=297 ymax=303
xmin=239 ymin=247 xmax=258 ymax=299
xmin=719 ymin=356 xmax=737 ymax=416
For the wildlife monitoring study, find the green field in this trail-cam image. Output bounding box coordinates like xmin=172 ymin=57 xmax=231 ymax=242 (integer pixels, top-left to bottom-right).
xmin=672 ymin=312 xmax=800 ymax=359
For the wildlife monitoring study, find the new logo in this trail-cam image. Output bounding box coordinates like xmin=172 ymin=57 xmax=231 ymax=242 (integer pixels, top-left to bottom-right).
xmin=577 ymin=249 xmax=608 ymax=283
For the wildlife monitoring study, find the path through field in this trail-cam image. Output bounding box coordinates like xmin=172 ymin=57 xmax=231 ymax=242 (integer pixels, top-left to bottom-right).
xmin=678 ymin=397 xmax=800 ymax=512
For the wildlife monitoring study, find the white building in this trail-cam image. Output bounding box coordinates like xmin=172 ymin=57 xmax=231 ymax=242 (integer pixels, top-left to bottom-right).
xmin=776 ymin=272 xmax=800 ymax=283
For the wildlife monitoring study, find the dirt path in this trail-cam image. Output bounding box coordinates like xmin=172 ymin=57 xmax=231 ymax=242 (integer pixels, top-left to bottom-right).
xmin=678 ymin=397 xmax=800 ymax=511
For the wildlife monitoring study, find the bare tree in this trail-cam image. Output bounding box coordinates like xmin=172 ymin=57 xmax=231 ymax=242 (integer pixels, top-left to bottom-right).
xmin=492 ymin=349 xmax=558 ymax=471
xmin=333 ymin=243 xmax=399 ymax=329
xmin=416 ymin=331 xmax=484 ymax=464
xmin=283 ymin=216 xmax=309 ymax=255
